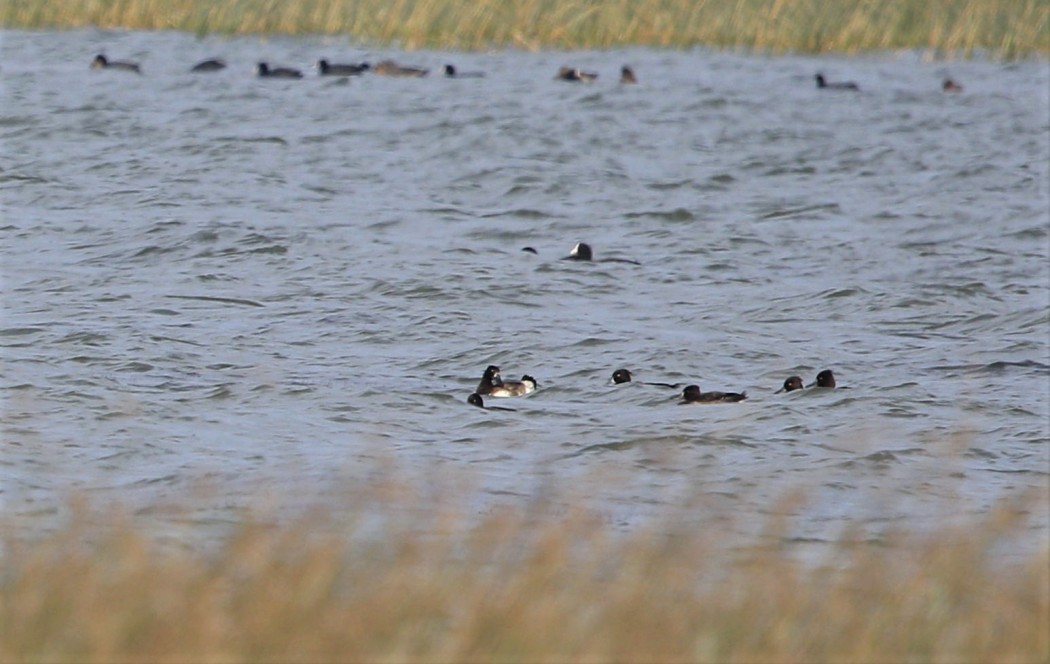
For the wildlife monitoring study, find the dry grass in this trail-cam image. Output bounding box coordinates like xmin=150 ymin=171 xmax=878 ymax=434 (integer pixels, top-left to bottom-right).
xmin=2 ymin=486 xmax=1047 ymax=663
xmin=1 ymin=0 xmax=1048 ymax=57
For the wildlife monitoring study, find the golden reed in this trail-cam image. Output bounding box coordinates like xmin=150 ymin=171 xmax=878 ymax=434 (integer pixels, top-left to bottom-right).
xmin=2 ymin=0 xmax=1048 ymax=56
xmin=2 ymin=488 xmax=1047 ymax=662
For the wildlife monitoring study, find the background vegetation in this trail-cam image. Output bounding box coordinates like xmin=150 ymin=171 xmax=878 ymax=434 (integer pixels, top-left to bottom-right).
xmin=2 ymin=0 xmax=1048 ymax=57
xmin=2 ymin=488 xmax=1047 ymax=662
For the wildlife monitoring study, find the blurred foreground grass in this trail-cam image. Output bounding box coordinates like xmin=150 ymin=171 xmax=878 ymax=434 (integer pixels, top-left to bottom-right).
xmin=2 ymin=0 xmax=1048 ymax=57
xmin=2 ymin=489 xmax=1047 ymax=663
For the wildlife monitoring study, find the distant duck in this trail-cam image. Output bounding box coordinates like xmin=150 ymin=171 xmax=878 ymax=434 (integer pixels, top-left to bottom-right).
xmin=521 ymin=247 xmax=539 ymax=255
xmin=257 ymin=62 xmax=303 ymax=79
xmin=475 ymin=365 xmax=504 ymax=395
xmin=91 ymin=54 xmax=141 ymax=74
xmin=611 ymin=369 xmax=680 ymax=389
xmin=489 ymin=375 xmax=538 ymax=398
xmin=776 ymin=376 xmax=805 ymax=393
xmin=810 ymin=369 xmax=837 ymax=388
xmin=372 ymin=60 xmax=428 ymax=77
xmin=679 ymin=384 xmax=748 ymax=404
xmin=467 ymin=393 xmax=516 ymax=411
xmin=564 ymin=242 xmax=641 ymax=265
xmin=444 ymin=64 xmax=484 ymax=78
xmin=815 ymin=73 xmax=859 ymax=91
xmin=318 ymin=59 xmax=370 ymax=76
xmin=190 ymin=58 xmax=225 ymax=72
xmin=620 ymin=65 xmax=637 ymax=84
xmin=942 ymin=78 xmax=963 ymax=92
xmin=556 ymin=66 xmax=598 ymax=82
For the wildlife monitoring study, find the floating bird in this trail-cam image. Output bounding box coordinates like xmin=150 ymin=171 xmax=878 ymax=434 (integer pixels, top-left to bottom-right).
xmin=467 ymin=393 xmax=516 ymax=411
xmin=556 ymin=66 xmax=598 ymax=82
xmin=678 ymin=384 xmax=748 ymax=404
xmin=620 ymin=66 xmax=637 ymax=84
xmin=318 ymin=59 xmax=370 ymax=76
xmin=564 ymin=242 xmax=641 ymax=265
xmin=372 ymin=60 xmax=428 ymax=77
xmin=257 ymin=62 xmax=303 ymax=79
xmin=444 ymin=64 xmax=484 ymax=78
xmin=91 ymin=54 xmax=141 ymax=74
xmin=815 ymin=73 xmax=859 ymax=91
xmin=776 ymin=376 xmax=805 ymax=393
xmin=190 ymin=58 xmax=225 ymax=72
xmin=810 ymin=369 xmax=837 ymax=388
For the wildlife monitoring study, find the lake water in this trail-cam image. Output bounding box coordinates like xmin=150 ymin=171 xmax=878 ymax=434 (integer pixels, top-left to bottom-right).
xmin=2 ymin=29 xmax=1048 ymax=553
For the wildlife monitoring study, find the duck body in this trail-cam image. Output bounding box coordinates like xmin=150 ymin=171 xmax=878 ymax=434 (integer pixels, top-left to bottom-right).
xmin=815 ymin=73 xmax=859 ymax=90
xmin=556 ymin=66 xmax=598 ymax=82
xmin=488 ymin=375 xmax=537 ymax=398
xmin=190 ymin=58 xmax=225 ymax=72
xmin=319 ymin=59 xmax=370 ymax=76
xmin=620 ymin=66 xmax=637 ymax=84
xmin=91 ymin=54 xmax=141 ymax=74
xmin=257 ymin=62 xmax=303 ymax=78
xmin=679 ymin=384 xmax=747 ymax=404
xmin=373 ymin=60 xmax=428 ymax=77
xmin=444 ymin=64 xmax=484 ymax=78
xmin=564 ymin=242 xmax=641 ymax=265
xmin=611 ymin=369 xmax=679 ymax=389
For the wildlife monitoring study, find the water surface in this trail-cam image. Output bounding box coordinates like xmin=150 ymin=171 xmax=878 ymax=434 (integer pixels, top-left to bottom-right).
xmin=2 ymin=29 xmax=1048 ymax=552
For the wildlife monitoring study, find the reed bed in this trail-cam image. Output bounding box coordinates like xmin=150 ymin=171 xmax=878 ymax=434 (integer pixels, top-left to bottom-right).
xmin=3 ymin=0 xmax=1048 ymax=57
xmin=2 ymin=488 xmax=1047 ymax=663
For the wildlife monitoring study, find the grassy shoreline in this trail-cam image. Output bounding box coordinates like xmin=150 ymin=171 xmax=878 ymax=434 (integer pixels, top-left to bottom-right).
xmin=2 ymin=0 xmax=1048 ymax=57
xmin=2 ymin=491 xmax=1048 ymax=662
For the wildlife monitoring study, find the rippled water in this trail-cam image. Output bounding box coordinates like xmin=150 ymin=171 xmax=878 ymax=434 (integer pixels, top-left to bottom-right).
xmin=2 ymin=29 xmax=1048 ymax=550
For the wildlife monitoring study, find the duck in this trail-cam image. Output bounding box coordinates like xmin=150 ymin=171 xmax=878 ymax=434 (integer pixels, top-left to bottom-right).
xmin=444 ymin=64 xmax=484 ymax=78
xmin=318 ymin=59 xmax=370 ymax=76
xmin=815 ymin=73 xmax=859 ymax=91
xmin=90 ymin=54 xmax=141 ymax=74
xmin=372 ymin=60 xmax=428 ymax=77
xmin=776 ymin=376 xmax=805 ymax=393
xmin=610 ymin=369 xmax=680 ymax=389
xmin=475 ymin=365 xmax=504 ymax=395
xmin=257 ymin=62 xmax=303 ymax=79
xmin=467 ymin=393 xmax=516 ymax=411
xmin=810 ymin=369 xmax=837 ymax=388
xmin=564 ymin=242 xmax=641 ymax=265
xmin=679 ymin=384 xmax=747 ymax=404
xmin=620 ymin=66 xmax=637 ymax=84
xmin=489 ymin=375 xmax=538 ymax=398
xmin=190 ymin=58 xmax=225 ymax=72
xmin=556 ymin=66 xmax=598 ymax=82
xmin=942 ymin=78 xmax=963 ymax=92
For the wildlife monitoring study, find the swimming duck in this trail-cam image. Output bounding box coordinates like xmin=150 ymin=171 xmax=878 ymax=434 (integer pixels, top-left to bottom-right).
xmin=257 ymin=62 xmax=303 ymax=79
xmin=610 ymin=369 xmax=680 ymax=389
xmin=620 ymin=66 xmax=637 ymax=84
xmin=564 ymin=242 xmax=641 ymax=265
xmin=489 ymin=375 xmax=538 ymax=398
xmin=475 ymin=365 xmax=504 ymax=395
xmin=190 ymin=59 xmax=225 ymax=72
xmin=810 ymin=369 xmax=836 ymax=388
xmin=815 ymin=73 xmax=859 ymax=91
xmin=679 ymin=384 xmax=747 ymax=404
xmin=942 ymin=78 xmax=963 ymax=92
xmin=776 ymin=376 xmax=805 ymax=393
xmin=467 ymin=393 xmax=516 ymax=411
xmin=372 ymin=60 xmax=428 ymax=77
xmin=444 ymin=64 xmax=484 ymax=78
xmin=318 ymin=59 xmax=370 ymax=76
xmin=91 ymin=54 xmax=141 ymax=74
xmin=556 ymin=66 xmax=598 ymax=82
